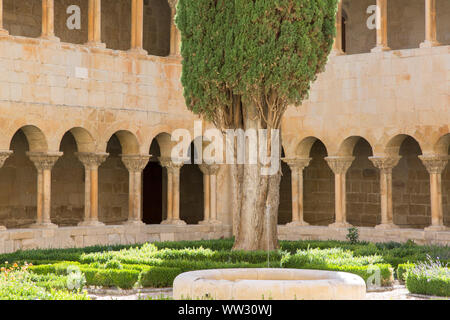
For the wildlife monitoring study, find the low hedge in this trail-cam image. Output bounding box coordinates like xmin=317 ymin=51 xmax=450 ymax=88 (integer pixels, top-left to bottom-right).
xmin=406 ymin=272 xmax=450 ymax=297
xmin=397 ymin=263 xmax=415 ymax=283
xmin=138 ymin=267 xmax=182 ymax=288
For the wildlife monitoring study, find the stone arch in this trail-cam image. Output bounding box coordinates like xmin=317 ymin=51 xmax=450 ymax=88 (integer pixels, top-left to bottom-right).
xmin=295 ymin=136 xmax=329 ymax=158
xmin=107 ymin=130 xmax=140 ymax=155
xmin=337 ymin=136 xmax=375 ymax=157
xmin=433 ymin=134 xmax=450 ymax=156
xmin=10 ymin=125 xmax=48 ymax=153
xmin=385 ymin=134 xmax=424 ymax=157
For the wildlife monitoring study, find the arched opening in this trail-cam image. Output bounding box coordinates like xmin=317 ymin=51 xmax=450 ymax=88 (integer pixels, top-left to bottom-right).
xmin=344 ymin=138 xmax=380 ymax=227
xmin=388 ymin=0 xmax=425 ymax=50
xmin=51 ymin=132 xmax=85 ymax=226
xmin=435 ymin=134 xmax=450 ymax=227
xmin=180 ymin=142 xmax=204 ymax=224
xmin=99 ymin=134 xmax=129 ymax=225
xmin=342 ymin=0 xmax=376 ymax=54
xmin=54 ymin=0 xmax=88 ymax=44
xmin=278 ymin=148 xmax=292 ymax=225
xmin=142 ymin=138 xmax=164 ymax=224
xmin=143 ymin=0 xmax=171 ymax=56
xmin=101 ymin=0 xmax=131 ymax=50
xmin=303 ymin=140 xmax=335 ymax=226
xmin=391 ymin=136 xmax=430 ymax=228
xmin=437 ymin=0 xmax=450 ymax=45
xmin=3 ymin=0 xmax=42 ymax=38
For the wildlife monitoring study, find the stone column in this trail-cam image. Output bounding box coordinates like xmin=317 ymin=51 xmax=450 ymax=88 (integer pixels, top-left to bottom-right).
xmin=76 ymin=152 xmax=108 ymax=226
xmin=160 ymin=158 xmax=186 ymax=225
xmin=27 ymin=152 xmax=62 ymax=229
xmin=420 ymin=0 xmax=440 ymax=48
xmin=199 ymin=164 xmax=222 ymax=225
xmin=0 ymin=151 xmax=12 ymax=230
xmin=86 ymin=0 xmax=105 ymax=47
xmin=419 ymin=155 xmax=449 ymax=231
xmin=371 ymin=0 xmax=390 ymax=52
xmin=41 ymin=0 xmax=59 ymax=41
xmin=369 ymin=156 xmax=401 ymax=229
xmin=121 ymin=155 xmax=150 ymax=226
xmin=0 ymin=0 xmax=8 ymax=36
xmin=325 ymin=156 xmax=355 ymax=228
xmin=168 ymin=0 xmax=181 ymax=56
xmin=283 ymin=158 xmax=312 ymax=226
xmin=130 ymin=0 xmax=147 ymax=54
xmin=331 ymin=0 xmax=344 ymax=56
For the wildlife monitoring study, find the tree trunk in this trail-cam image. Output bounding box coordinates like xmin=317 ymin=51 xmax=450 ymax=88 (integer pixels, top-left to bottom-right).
xmin=232 ymin=101 xmax=281 ymax=251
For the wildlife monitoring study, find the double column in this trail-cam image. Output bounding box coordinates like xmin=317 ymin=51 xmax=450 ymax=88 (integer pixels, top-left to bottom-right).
xmin=420 ymin=0 xmax=440 ymax=48
xmin=0 ymin=151 xmax=12 ymax=230
xmin=331 ymin=0 xmax=344 ymax=56
xmin=283 ymin=158 xmax=311 ymax=226
xmin=76 ymin=152 xmax=108 ymax=226
xmin=130 ymin=0 xmax=147 ymax=54
xmin=371 ymin=0 xmax=390 ymax=52
xmin=0 ymin=0 xmax=8 ymax=36
xmin=199 ymin=164 xmax=221 ymax=225
xmin=325 ymin=156 xmax=355 ymax=228
xmin=86 ymin=0 xmax=105 ymax=47
xmin=41 ymin=0 xmax=59 ymax=41
xmin=27 ymin=152 xmax=62 ymax=229
xmin=369 ymin=156 xmax=401 ymax=229
xmin=419 ymin=155 xmax=449 ymax=231
xmin=168 ymin=0 xmax=181 ymax=56
xmin=160 ymin=158 xmax=186 ymax=225
xmin=121 ymin=155 xmax=150 ymax=226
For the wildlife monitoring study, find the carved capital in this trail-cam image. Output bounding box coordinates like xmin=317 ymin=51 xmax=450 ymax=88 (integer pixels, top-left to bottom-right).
xmin=419 ymin=155 xmax=449 ymax=175
xmin=76 ymin=152 xmax=109 ymax=169
xmin=27 ymin=152 xmax=63 ymax=171
xmin=282 ymin=158 xmax=312 ymax=171
xmin=121 ymin=155 xmax=151 ymax=172
xmin=369 ymin=156 xmax=401 ymax=174
xmin=325 ymin=156 xmax=355 ymax=175
xmin=199 ymin=164 xmax=221 ymax=176
xmin=0 ymin=150 xmax=13 ymax=168
xmin=158 ymin=157 xmax=184 ymax=173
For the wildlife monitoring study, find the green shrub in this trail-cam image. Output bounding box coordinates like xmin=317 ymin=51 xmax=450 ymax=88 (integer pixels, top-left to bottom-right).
xmin=82 ymin=268 xmax=140 ymax=289
xmin=138 ymin=267 xmax=182 ymax=288
xmin=397 ymin=263 xmax=415 ymax=283
xmin=405 ymin=257 xmax=449 ymax=297
xmin=346 ymin=227 xmax=360 ymax=244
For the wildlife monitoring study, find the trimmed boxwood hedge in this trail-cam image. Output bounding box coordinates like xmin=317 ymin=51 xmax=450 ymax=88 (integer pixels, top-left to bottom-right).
xmin=406 ymin=272 xmax=450 ymax=297
xmin=397 ymin=263 xmax=415 ymax=283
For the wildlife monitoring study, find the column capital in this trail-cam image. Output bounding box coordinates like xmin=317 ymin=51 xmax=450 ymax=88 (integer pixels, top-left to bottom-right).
xmin=325 ymin=156 xmax=355 ymax=174
xmin=419 ymin=155 xmax=449 ymax=174
xmin=199 ymin=164 xmax=221 ymax=176
xmin=121 ymin=154 xmax=151 ymax=172
xmin=369 ymin=156 xmax=401 ymax=173
xmin=27 ymin=152 xmax=62 ymax=170
xmin=0 ymin=150 xmax=13 ymax=168
xmin=159 ymin=157 xmax=185 ymax=171
xmin=168 ymin=0 xmax=178 ymax=10
xmin=282 ymin=158 xmax=312 ymax=171
xmin=76 ymin=152 xmax=109 ymax=169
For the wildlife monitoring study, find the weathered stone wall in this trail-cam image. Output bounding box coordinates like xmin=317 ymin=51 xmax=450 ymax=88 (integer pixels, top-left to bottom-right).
xmin=101 ymin=0 xmax=131 ymax=51
xmin=143 ymin=0 xmax=171 ymax=56
xmin=180 ymin=164 xmax=204 ymax=224
xmin=3 ymin=0 xmax=42 ymax=38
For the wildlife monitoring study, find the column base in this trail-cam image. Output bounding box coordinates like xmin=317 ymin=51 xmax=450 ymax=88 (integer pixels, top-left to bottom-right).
xmin=40 ymin=35 xmax=60 ymax=42
xmin=371 ymin=45 xmax=391 ymax=53
xmin=85 ymin=41 xmax=106 ymax=49
xmin=29 ymin=222 xmax=58 ymax=229
xmin=286 ymin=221 xmax=310 ymax=227
xmin=329 ymin=222 xmax=352 ymax=229
xmin=78 ymin=220 xmax=105 ymax=227
xmin=122 ymin=220 xmax=146 ymax=227
xmin=161 ymin=219 xmax=187 ymax=226
xmin=375 ymin=223 xmax=398 ymax=230
xmin=420 ymin=40 xmax=441 ymax=48
xmin=199 ymin=220 xmax=222 ymax=226
xmin=128 ymin=48 xmax=148 ymax=56
xmin=0 ymin=29 xmax=9 ymax=36
xmin=0 ymin=225 xmax=6 ymax=231
xmin=330 ymin=49 xmax=345 ymax=57
xmin=424 ymin=225 xmax=449 ymax=232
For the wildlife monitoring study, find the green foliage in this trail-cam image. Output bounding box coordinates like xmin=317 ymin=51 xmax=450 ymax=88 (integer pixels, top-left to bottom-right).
xmin=346 ymin=227 xmax=360 ymax=244
xmin=397 ymin=263 xmax=415 ymax=283
xmin=176 ymin=0 xmax=338 ymax=121
xmin=138 ymin=267 xmax=182 ymax=288
xmin=405 ymin=257 xmax=449 ymax=297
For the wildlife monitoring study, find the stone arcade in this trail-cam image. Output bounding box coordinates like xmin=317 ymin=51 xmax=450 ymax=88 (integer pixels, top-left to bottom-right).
xmin=0 ymin=0 xmax=449 ymax=253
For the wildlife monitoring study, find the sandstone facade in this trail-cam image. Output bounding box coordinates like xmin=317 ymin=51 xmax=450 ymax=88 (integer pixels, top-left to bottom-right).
xmin=0 ymin=0 xmax=448 ymax=253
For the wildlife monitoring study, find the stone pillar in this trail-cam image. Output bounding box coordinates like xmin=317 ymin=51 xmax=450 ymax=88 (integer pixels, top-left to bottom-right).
xmin=325 ymin=156 xmax=355 ymax=228
xmin=420 ymin=0 xmax=440 ymax=48
xmin=283 ymin=158 xmax=312 ymax=226
xmin=199 ymin=164 xmax=222 ymax=225
xmin=0 ymin=0 xmax=8 ymax=36
xmin=168 ymin=0 xmax=181 ymax=56
xmin=419 ymin=155 xmax=449 ymax=231
xmin=121 ymin=155 xmax=150 ymax=226
xmin=369 ymin=156 xmax=401 ymax=229
xmin=41 ymin=0 xmax=59 ymax=41
xmin=331 ymin=0 xmax=344 ymax=56
xmin=27 ymin=152 xmax=62 ymax=229
xmin=76 ymin=152 xmax=108 ymax=226
xmin=371 ymin=0 xmax=390 ymax=52
xmin=130 ymin=0 xmax=147 ymax=54
xmin=160 ymin=158 xmax=186 ymax=225
xmin=0 ymin=151 xmax=12 ymax=230
xmin=86 ymin=0 xmax=105 ymax=47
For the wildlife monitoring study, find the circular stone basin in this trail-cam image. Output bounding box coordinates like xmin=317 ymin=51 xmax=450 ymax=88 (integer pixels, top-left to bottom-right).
xmin=173 ymin=268 xmax=366 ymax=300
